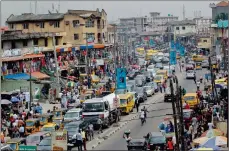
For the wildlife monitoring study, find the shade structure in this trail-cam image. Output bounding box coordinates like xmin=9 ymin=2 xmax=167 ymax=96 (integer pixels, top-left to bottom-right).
xmin=31 ymin=72 xmax=50 ymax=80
xmin=201 ymin=129 xmax=224 ymax=138
xmin=10 ymin=97 xmax=21 ymax=103
xmin=4 ymin=73 xmax=30 ymax=80
xmin=193 ymin=137 xmax=209 ymax=145
xmin=201 ymin=136 xmax=227 ymax=148
xmin=196 ymin=148 xmax=213 ymax=151
xmin=1 ymin=99 xmax=12 ymax=105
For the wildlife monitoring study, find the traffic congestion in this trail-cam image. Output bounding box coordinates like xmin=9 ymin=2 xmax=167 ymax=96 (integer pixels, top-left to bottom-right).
xmin=1 ymin=39 xmax=228 ymax=151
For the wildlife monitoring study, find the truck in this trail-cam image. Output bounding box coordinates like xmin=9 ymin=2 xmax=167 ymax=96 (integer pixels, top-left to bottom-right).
xmin=82 ymin=93 xmax=121 ymax=128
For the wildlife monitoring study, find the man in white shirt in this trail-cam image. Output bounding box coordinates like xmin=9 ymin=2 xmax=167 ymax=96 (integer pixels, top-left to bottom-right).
xmin=196 ymin=80 xmax=200 ymax=90
xmin=13 ymin=114 xmax=18 ymax=120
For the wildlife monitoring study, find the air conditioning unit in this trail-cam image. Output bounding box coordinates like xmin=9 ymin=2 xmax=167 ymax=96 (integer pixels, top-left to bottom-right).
xmin=65 ymin=21 xmax=69 ymax=25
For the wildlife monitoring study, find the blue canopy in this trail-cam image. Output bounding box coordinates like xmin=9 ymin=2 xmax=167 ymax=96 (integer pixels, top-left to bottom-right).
xmin=217 ymin=20 xmax=228 ymax=28
xmin=4 ymin=73 xmax=30 ymax=80
xmin=11 ymin=97 xmax=21 ymax=103
xmin=80 ymin=45 xmax=93 ymax=50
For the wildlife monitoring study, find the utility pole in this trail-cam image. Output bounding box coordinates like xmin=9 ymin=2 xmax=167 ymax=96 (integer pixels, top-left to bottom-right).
xmin=209 ymin=57 xmax=219 ymax=102
xmin=179 ymin=85 xmax=185 ymax=151
xmin=85 ymin=33 xmax=90 ymax=85
xmin=29 ymin=60 xmax=32 ymax=110
xmin=227 ymin=1 xmax=229 ymax=146
xmin=170 ymin=79 xmax=179 ymax=150
xmin=52 ymin=36 xmax=60 ymax=95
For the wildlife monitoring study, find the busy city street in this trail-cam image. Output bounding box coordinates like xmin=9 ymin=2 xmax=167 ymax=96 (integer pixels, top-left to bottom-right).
xmin=0 ymin=1 xmax=229 ymax=151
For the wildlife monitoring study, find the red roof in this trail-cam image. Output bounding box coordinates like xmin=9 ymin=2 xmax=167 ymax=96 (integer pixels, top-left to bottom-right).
xmin=216 ymin=1 xmax=228 ymax=7
xmin=0 ymin=26 xmax=8 ymax=31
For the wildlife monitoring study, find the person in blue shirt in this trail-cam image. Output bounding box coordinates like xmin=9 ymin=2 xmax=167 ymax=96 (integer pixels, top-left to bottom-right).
xmin=36 ymin=103 xmax=43 ymax=114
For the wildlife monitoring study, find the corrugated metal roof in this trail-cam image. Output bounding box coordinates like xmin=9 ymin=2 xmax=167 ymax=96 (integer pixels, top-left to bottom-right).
xmin=6 ymin=13 xmax=64 ymax=23
xmin=216 ymin=1 xmax=228 ymax=7
xmin=167 ymin=20 xmax=196 ymax=26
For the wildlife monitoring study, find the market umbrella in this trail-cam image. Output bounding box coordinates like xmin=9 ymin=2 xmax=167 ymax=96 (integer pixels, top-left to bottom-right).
xmin=66 ymin=81 xmax=74 ymax=87
xmin=10 ymin=97 xmax=20 ymax=103
xmin=201 ymin=129 xmax=224 ymax=138
xmin=1 ymin=99 xmax=12 ymax=105
xmin=193 ymin=137 xmax=209 ymax=145
xmin=201 ymin=136 xmax=227 ymax=148
xmin=195 ymin=148 xmax=214 ymax=151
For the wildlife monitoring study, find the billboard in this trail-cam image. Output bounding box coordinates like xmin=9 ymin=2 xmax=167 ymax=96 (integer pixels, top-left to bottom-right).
xmin=116 ymin=68 xmax=127 ymax=89
xmin=170 ymin=51 xmax=177 ymax=65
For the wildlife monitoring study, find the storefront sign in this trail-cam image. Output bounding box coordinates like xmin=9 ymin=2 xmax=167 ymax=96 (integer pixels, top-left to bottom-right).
xmin=96 ymin=59 xmax=104 ymax=66
xmin=19 ymin=145 xmax=36 ymax=151
xmin=2 ymin=47 xmax=44 ymax=57
xmin=51 ymin=130 xmax=67 ymax=151
xmin=116 ymin=68 xmax=127 ymax=89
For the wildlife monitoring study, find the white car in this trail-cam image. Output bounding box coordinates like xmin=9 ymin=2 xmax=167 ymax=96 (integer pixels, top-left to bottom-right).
xmin=143 ymin=86 xmax=155 ymax=96
xmin=186 ymin=70 xmax=195 ymax=79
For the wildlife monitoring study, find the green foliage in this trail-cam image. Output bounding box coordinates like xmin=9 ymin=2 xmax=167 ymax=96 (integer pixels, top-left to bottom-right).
xmin=215 ymin=13 xmax=228 ymax=23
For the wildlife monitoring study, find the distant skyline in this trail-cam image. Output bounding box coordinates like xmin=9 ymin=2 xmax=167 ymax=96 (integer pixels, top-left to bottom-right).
xmin=1 ymin=1 xmax=216 ymax=26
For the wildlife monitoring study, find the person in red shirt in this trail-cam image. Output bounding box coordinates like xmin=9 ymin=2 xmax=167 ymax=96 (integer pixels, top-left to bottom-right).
xmin=167 ymin=138 xmax=174 ymax=151
xmin=185 ymin=102 xmax=190 ymax=109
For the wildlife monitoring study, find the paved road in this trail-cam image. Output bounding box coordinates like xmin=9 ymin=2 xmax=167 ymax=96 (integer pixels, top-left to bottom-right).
xmin=93 ymin=67 xmax=207 ymax=150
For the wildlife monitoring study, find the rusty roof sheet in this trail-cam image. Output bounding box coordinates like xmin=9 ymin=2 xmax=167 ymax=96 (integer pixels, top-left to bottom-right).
xmin=6 ymin=13 xmax=64 ymax=23
xmin=216 ymin=1 xmax=228 ymax=7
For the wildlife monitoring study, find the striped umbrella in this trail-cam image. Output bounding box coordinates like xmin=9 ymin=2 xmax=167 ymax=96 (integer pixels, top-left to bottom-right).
xmin=193 ymin=137 xmax=209 ymax=145
xmin=201 ymin=136 xmax=227 ymax=147
xmin=201 ymin=129 xmax=224 ymax=138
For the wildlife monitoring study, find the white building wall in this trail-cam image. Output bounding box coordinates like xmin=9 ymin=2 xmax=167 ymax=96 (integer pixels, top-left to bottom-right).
xmin=173 ymin=25 xmax=196 ymax=35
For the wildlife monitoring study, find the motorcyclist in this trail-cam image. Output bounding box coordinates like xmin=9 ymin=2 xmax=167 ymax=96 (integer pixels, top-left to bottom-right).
xmin=140 ymin=109 xmax=145 ymax=124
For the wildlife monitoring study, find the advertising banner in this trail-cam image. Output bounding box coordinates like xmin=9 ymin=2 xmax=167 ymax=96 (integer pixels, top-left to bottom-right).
xmin=180 ymin=46 xmax=185 ymax=57
xmin=170 ymin=51 xmax=177 ymax=65
xmin=51 ymin=130 xmax=68 ymax=151
xmin=116 ymin=68 xmax=127 ymax=89
xmin=170 ymin=41 xmax=175 ymax=49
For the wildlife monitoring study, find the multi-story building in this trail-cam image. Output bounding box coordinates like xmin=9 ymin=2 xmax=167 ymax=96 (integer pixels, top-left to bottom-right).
xmin=210 ymin=1 xmax=228 ymax=23
xmin=147 ymin=12 xmax=179 ymax=33
xmin=4 ymin=8 xmax=107 ymax=49
xmin=119 ymin=16 xmax=148 ymax=34
xmin=194 ymin=17 xmax=212 ymax=36
xmin=107 ymin=24 xmax=116 ymax=44
xmin=167 ymin=20 xmax=196 ymax=41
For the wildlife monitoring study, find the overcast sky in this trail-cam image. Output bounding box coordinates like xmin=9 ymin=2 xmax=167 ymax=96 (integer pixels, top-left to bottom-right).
xmin=1 ymin=1 xmax=217 ymax=26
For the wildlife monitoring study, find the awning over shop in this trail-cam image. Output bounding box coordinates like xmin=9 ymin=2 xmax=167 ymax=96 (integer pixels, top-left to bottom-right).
xmin=72 ymin=47 xmax=79 ymax=51
xmin=31 ymin=71 xmax=50 ymax=80
xmin=80 ymin=45 xmax=93 ymax=50
xmin=2 ymin=53 xmax=45 ymax=62
xmin=4 ymin=73 xmax=30 ymax=80
xmin=94 ymin=44 xmax=105 ymax=49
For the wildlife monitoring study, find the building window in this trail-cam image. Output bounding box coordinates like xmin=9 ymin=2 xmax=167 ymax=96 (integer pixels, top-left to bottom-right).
xmin=55 ymin=37 xmax=59 ymax=45
xmin=23 ymin=23 xmax=29 ymax=29
xmin=182 ymin=26 xmax=185 ymax=30
xmin=9 ymin=24 xmax=14 ymax=29
xmin=33 ymin=39 xmax=38 ymax=46
xmin=74 ymin=34 xmax=79 ymax=40
xmin=87 ymin=33 xmax=95 ymax=41
xmin=40 ymin=22 xmax=45 ymax=28
xmin=54 ymin=21 xmax=60 ymax=28
xmin=22 ymin=40 xmax=27 ymax=47
xmin=203 ymin=40 xmax=207 ymax=43
xmin=73 ymin=20 xmax=80 ymax=27
xmin=85 ymin=19 xmax=94 ymax=28
xmin=45 ymin=38 xmax=48 ymax=47
xmin=176 ymin=27 xmax=179 ymax=30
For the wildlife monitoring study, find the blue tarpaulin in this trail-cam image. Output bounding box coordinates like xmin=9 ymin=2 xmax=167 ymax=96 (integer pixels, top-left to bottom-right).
xmin=170 ymin=51 xmax=177 ymax=65
xmin=4 ymin=73 xmax=30 ymax=80
xmin=80 ymin=45 xmax=94 ymax=50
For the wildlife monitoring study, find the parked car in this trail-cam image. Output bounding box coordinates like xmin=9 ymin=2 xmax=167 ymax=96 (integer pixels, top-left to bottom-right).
xmin=164 ymin=87 xmax=175 ymax=102
xmin=65 ymin=121 xmax=90 ymax=147
xmin=143 ymin=71 xmax=153 ymax=82
xmin=135 ymin=78 xmax=144 ymax=87
xmin=135 ymin=87 xmax=147 ymax=103
xmin=127 ymin=71 xmax=137 ymax=80
xmin=143 ymin=86 xmax=155 ymax=96
xmin=127 ymin=138 xmax=147 ymax=150
xmin=202 ymin=60 xmax=209 ymax=68
xmin=186 ymin=70 xmax=195 ymax=79
xmin=136 ymin=75 xmax=146 ymax=84
xmin=146 ymin=82 xmax=158 ymax=92
xmin=37 ymin=137 xmax=52 ymax=151
xmin=155 ymin=63 xmax=163 ymax=69
xmin=144 ymin=132 xmax=166 ymax=150
xmin=186 ymin=64 xmax=194 ymax=71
